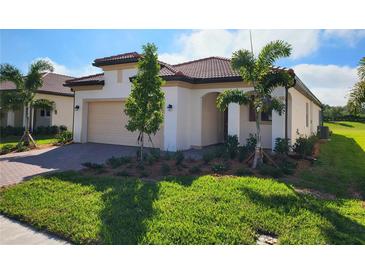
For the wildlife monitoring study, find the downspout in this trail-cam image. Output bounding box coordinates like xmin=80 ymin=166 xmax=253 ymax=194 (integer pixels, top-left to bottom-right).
xmin=71 ymin=88 xmax=75 ymax=137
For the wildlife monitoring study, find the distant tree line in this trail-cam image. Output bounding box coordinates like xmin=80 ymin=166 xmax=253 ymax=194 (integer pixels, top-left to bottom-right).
xmin=323 ymin=104 xmax=365 ymax=122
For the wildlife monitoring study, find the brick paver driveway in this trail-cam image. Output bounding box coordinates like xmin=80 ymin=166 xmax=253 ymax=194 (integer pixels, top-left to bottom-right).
xmin=0 ymin=143 xmax=139 ymax=186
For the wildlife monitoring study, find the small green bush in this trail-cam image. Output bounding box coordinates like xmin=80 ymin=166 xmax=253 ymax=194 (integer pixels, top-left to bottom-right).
xmin=246 ymin=134 xmax=257 ymax=152
xmin=0 ymin=126 xmax=24 ymax=137
xmin=293 ymin=135 xmax=318 ymax=157
xmin=225 ymin=135 xmax=239 ymax=159
xmin=274 ymin=138 xmax=290 ymax=154
xmin=81 ymin=162 xmax=105 ymax=170
xmin=235 ymin=167 xmax=254 ymax=176
xmin=202 ymin=151 xmax=215 ymax=164
xmin=59 ymin=125 xmax=67 ymax=133
xmin=211 ymin=162 xmax=229 ymax=174
xmin=114 ymin=170 xmax=130 ymax=177
xmin=161 ymin=163 xmax=170 ymax=175
xmin=213 ymin=145 xmax=227 ymax=159
xmin=140 ymin=171 xmax=149 ymax=177
xmin=57 ymin=131 xmax=72 ymax=144
xmin=175 ymin=151 xmax=184 ymax=165
xmin=258 ymin=164 xmax=283 ymax=178
xmin=106 ymin=156 xmax=132 ymax=169
xmin=189 ymin=165 xmax=201 ymax=174
xmin=237 ymin=146 xmax=249 ymax=162
xmin=0 ymin=144 xmax=16 ymax=155
xmin=15 ymin=143 xmax=29 ymax=152
xmin=150 ymin=148 xmax=161 ymax=160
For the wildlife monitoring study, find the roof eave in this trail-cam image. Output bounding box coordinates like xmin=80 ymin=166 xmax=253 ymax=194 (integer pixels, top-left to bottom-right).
xmin=63 ymin=80 xmax=105 ymax=87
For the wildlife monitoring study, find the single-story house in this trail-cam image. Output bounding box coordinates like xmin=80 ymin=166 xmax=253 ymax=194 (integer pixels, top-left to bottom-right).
xmin=0 ymin=73 xmax=75 ymax=131
xmin=65 ymin=52 xmax=322 ymax=151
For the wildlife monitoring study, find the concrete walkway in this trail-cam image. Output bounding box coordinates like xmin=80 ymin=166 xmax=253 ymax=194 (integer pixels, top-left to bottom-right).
xmin=0 ymin=215 xmax=69 ymax=245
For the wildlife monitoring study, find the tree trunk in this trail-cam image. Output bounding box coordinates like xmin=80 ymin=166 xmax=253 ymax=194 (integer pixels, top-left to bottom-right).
xmin=252 ymin=110 xmax=263 ymax=169
xmin=140 ymin=132 xmax=144 ymax=163
xmin=19 ymin=104 xmax=36 ymax=147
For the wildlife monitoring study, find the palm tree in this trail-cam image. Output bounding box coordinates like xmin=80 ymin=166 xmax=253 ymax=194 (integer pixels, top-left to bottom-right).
xmin=347 ymin=57 xmax=365 ymax=115
xmin=216 ymin=40 xmax=294 ymax=168
xmin=0 ymin=60 xmax=54 ymax=146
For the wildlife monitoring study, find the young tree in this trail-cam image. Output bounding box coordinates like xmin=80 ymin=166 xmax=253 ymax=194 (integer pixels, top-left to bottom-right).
xmin=124 ymin=43 xmax=165 ymax=162
xmin=0 ymin=60 xmax=54 ymax=146
xmin=347 ymin=57 xmax=365 ymax=115
xmin=216 ymin=40 xmax=294 ymax=168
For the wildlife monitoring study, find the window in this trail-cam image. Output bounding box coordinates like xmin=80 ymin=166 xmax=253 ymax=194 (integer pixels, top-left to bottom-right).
xmin=40 ymin=109 xmax=45 ymax=117
xmin=305 ymin=102 xmax=309 ymax=127
xmin=249 ymin=104 xmax=272 ymax=122
xmin=46 ymin=110 xmax=50 ymax=117
xmin=40 ymin=109 xmax=50 ymax=117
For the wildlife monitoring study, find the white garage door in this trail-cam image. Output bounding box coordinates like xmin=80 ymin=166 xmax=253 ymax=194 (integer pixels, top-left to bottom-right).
xmin=87 ymin=101 xmax=163 ymax=148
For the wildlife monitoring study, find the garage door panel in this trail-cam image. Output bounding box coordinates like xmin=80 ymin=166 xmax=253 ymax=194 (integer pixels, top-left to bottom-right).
xmin=87 ymin=101 xmax=163 ymax=148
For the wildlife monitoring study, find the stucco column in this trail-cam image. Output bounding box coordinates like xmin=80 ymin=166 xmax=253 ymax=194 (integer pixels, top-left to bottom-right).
xmin=163 ymin=87 xmax=178 ymax=152
xmin=6 ymin=110 xmax=15 ymax=126
xmin=271 ymin=87 xmax=286 ymax=150
xmin=228 ymin=103 xmax=240 ymax=142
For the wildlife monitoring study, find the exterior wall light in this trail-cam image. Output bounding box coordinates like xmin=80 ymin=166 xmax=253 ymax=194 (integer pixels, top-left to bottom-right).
xmin=167 ymin=104 xmax=173 ymax=111
xmin=75 ymin=105 xmax=80 ymax=111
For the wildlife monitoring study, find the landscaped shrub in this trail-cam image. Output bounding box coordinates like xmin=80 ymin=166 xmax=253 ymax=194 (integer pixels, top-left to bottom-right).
xmin=82 ymin=162 xmax=105 ymax=170
xmin=293 ymin=135 xmax=318 ymax=157
xmin=114 ymin=170 xmax=130 ymax=177
xmin=0 ymin=126 xmax=24 ymax=137
xmin=0 ymin=144 xmax=16 ymax=155
xmin=211 ymin=162 xmax=229 ymax=174
xmin=106 ymin=156 xmax=132 ymax=169
xmin=50 ymin=126 xmax=59 ymax=135
xmin=235 ymin=167 xmax=254 ymax=176
xmin=213 ymin=145 xmax=228 ymax=159
xmin=15 ymin=143 xmax=29 ymax=152
xmin=225 ymin=135 xmax=239 ymax=159
xmin=237 ymin=146 xmax=249 ymax=162
xmin=246 ymin=134 xmax=257 ymax=152
xmin=140 ymin=171 xmax=148 ymax=177
xmin=202 ymin=151 xmax=215 ymax=164
xmin=161 ymin=163 xmax=170 ymax=175
xmin=274 ymin=138 xmax=291 ymax=154
xmin=258 ymin=164 xmax=283 ymax=178
xmin=150 ymin=148 xmax=161 ymax=160
xmin=59 ymin=125 xmax=67 ymax=133
xmin=189 ymin=165 xmax=201 ymax=174
xmin=175 ymin=150 xmax=184 ymax=165
xmin=57 ymin=131 xmax=72 ymax=144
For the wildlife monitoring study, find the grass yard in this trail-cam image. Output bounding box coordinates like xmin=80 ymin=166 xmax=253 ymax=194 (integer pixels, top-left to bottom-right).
xmin=0 ymin=135 xmax=58 ymax=149
xmin=298 ymin=121 xmax=365 ymax=198
xmin=0 ymin=171 xmax=364 ymax=245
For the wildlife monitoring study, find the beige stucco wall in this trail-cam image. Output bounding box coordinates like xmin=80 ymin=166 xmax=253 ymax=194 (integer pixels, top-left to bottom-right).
xmin=34 ymin=93 xmax=74 ymax=130
xmin=288 ymin=87 xmax=321 ymax=142
xmin=239 ymin=104 xmax=272 ymax=149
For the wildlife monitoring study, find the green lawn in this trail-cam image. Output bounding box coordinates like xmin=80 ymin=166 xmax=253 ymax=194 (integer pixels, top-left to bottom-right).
xmin=298 ymin=121 xmax=365 ymax=198
xmin=0 ymin=172 xmax=364 ymax=244
xmin=0 ymin=135 xmax=57 ymax=148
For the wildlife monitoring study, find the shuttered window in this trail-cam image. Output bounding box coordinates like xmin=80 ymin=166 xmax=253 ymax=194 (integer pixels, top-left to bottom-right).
xmin=249 ymin=104 xmax=272 ymax=122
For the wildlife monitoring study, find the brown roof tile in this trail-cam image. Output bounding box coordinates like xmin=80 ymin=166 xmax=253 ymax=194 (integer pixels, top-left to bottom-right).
xmin=0 ymin=72 xmax=74 ymax=96
xmin=93 ymin=52 xmax=141 ymax=67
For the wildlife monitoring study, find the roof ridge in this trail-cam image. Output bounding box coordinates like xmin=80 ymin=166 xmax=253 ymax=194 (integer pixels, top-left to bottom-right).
xmin=94 ymin=52 xmax=140 ymax=61
xmin=173 ymin=56 xmax=231 ymax=67
xmin=66 ymin=73 xmax=104 ymax=82
xmin=44 ymin=72 xmax=75 ymax=78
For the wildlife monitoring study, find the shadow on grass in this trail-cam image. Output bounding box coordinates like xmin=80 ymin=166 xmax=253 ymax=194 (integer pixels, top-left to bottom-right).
xmin=296 ymin=133 xmax=365 ymax=199
xmin=239 ymin=186 xmax=365 ymax=244
xmin=52 ymin=172 xmax=160 ymax=244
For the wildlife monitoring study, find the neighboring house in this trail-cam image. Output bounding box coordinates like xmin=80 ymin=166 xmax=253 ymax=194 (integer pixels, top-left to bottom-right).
xmin=0 ymin=73 xmax=74 ymax=131
xmin=65 ymin=52 xmax=322 ymax=151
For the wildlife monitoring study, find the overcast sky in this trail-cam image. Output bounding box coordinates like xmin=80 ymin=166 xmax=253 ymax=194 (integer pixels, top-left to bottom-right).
xmin=1 ymin=29 xmax=364 ymax=106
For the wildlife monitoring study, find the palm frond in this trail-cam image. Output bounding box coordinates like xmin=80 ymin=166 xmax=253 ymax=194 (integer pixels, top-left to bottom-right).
xmin=0 ymin=64 xmax=24 ymax=90
xmin=216 ymin=89 xmax=252 ymax=111
xmin=231 ymin=50 xmax=255 ymax=82
xmin=25 ymin=60 xmax=54 ymax=91
xmin=256 ymin=40 xmax=292 ymax=73
xmin=260 ymin=70 xmax=294 ymax=94
xmin=0 ymin=90 xmax=25 ymax=111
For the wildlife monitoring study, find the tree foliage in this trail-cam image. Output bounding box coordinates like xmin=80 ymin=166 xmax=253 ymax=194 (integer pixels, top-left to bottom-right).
xmin=124 ymin=43 xmax=165 ymax=160
xmin=216 ymin=40 xmax=293 ymax=168
xmin=347 ymin=57 xmax=365 ymax=115
xmin=0 ymin=60 xmax=54 ymax=145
